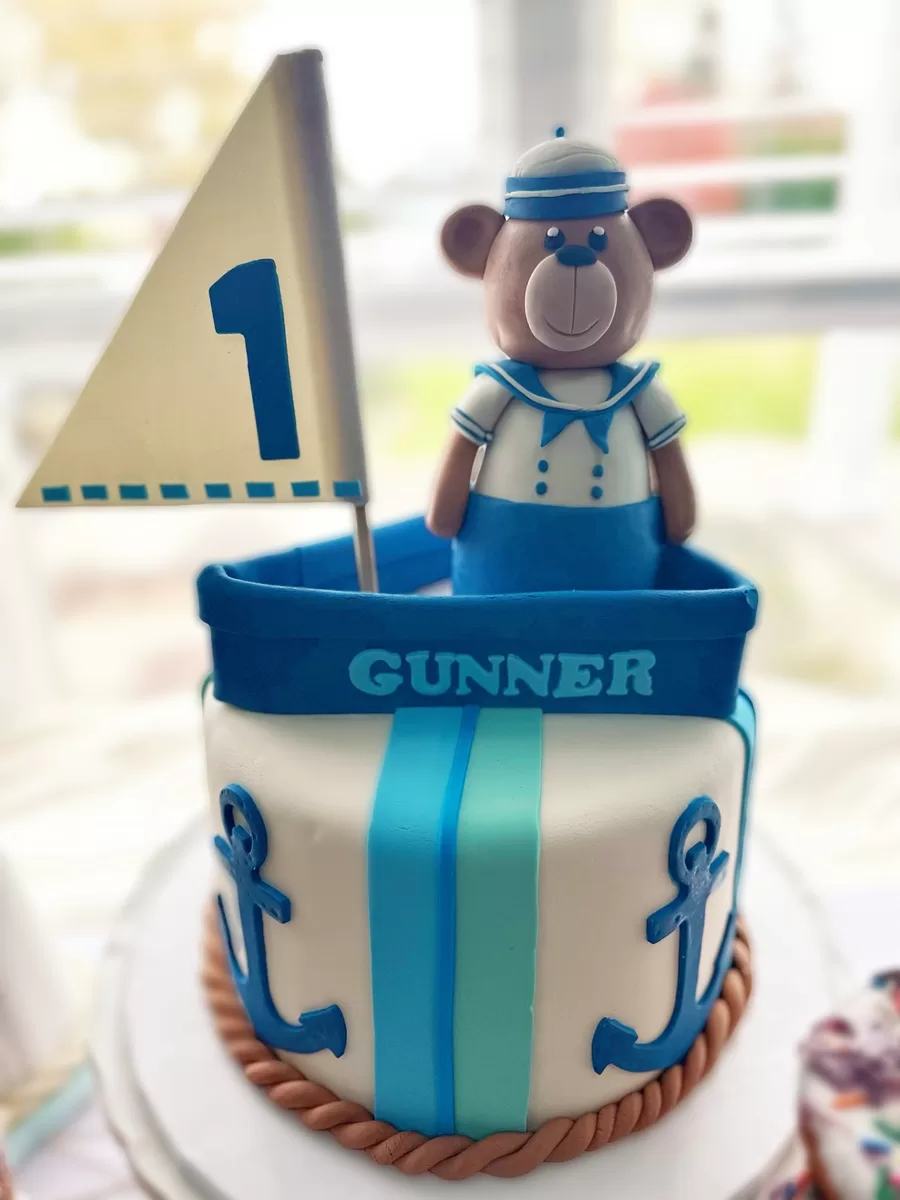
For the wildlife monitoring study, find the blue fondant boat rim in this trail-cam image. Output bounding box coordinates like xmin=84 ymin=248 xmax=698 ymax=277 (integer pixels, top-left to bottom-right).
xmin=197 ymin=514 xmax=758 ymax=643
xmin=197 ymin=515 xmax=758 ymax=717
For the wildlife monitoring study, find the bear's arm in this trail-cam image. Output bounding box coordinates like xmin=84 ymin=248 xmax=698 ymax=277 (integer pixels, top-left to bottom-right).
xmin=652 ymin=438 xmax=696 ymax=543
xmin=632 ymin=379 xmax=695 ymax=543
xmin=427 ymin=375 xmax=512 ymax=539
xmin=426 ymin=430 xmax=481 ymax=539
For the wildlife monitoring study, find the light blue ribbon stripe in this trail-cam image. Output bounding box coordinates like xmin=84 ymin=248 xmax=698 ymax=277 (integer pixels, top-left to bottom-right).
xmin=453 ymin=708 xmax=543 ymax=1138
xmin=368 ymin=706 xmax=474 ymax=1136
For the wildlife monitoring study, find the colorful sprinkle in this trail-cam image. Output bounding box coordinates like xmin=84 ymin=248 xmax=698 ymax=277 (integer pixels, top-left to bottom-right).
xmin=861 ymin=1135 xmax=893 ymax=1157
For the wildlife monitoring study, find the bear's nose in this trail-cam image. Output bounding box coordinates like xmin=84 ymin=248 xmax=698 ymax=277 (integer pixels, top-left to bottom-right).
xmin=555 ymin=244 xmax=598 ymax=267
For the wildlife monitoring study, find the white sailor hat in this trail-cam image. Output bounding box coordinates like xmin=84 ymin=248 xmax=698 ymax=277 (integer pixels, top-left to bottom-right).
xmin=504 ymin=128 xmax=629 ymax=221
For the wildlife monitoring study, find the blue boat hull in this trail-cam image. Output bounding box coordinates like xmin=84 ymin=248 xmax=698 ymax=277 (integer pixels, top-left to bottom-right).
xmin=198 ymin=516 xmax=758 ymax=719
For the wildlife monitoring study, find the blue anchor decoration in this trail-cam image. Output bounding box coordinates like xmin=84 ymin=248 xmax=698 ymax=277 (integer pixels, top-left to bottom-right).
xmin=214 ymin=782 xmax=347 ymax=1057
xmin=591 ymin=795 xmax=736 ymax=1075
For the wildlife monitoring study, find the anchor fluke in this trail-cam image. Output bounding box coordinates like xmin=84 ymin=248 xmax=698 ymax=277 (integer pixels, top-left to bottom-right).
xmin=591 ymin=1018 xmax=640 ymax=1076
xmin=293 ymin=1004 xmax=348 ymax=1058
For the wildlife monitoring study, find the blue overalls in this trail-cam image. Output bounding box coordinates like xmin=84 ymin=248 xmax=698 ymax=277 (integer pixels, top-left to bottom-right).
xmin=452 ymin=360 xmax=665 ymax=595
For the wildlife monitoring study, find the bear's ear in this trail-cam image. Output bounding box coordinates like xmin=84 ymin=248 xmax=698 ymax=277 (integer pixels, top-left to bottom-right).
xmin=441 ymin=204 xmax=505 ymax=279
xmin=630 ymin=198 xmax=693 ymax=270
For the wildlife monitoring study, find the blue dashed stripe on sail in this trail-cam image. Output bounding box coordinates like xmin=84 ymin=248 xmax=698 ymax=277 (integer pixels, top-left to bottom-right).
xmin=246 ymin=481 xmax=276 ymax=498
xmin=37 ymin=480 xmax=355 ymax=503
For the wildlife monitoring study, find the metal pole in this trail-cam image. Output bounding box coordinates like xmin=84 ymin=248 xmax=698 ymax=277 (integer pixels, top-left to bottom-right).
xmin=352 ymin=503 xmax=379 ymax=593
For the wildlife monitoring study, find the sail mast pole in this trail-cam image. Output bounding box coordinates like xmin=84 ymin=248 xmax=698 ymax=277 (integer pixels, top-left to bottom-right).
xmin=352 ymin=503 xmax=379 ymax=592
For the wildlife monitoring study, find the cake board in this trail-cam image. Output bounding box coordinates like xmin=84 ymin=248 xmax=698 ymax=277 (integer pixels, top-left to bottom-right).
xmin=92 ymin=822 xmax=850 ymax=1200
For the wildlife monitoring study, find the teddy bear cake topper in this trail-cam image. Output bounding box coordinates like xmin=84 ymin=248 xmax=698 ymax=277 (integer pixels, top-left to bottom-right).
xmin=428 ymin=128 xmax=698 ymax=597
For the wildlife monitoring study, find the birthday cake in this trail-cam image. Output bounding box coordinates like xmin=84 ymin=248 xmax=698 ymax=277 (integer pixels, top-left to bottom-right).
xmin=195 ymin=123 xmax=759 ymax=1177
xmin=798 ymin=971 xmax=900 ymax=1199
xmin=199 ymin=529 xmax=756 ymax=1179
xmin=17 ymin=50 xmax=760 ymax=1182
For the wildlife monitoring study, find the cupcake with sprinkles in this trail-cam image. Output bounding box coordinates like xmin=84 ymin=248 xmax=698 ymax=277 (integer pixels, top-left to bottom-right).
xmin=799 ymin=970 xmax=900 ymax=1199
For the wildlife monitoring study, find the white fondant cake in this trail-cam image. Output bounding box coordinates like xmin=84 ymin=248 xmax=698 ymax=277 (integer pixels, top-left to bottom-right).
xmin=204 ymin=695 xmax=751 ymax=1129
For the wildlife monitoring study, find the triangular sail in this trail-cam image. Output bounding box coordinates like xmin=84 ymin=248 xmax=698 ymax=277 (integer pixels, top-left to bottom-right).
xmin=18 ymin=50 xmax=369 ymax=509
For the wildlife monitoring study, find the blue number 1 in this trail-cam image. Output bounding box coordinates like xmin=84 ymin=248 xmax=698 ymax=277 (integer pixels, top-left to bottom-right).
xmin=209 ymin=258 xmax=300 ymax=461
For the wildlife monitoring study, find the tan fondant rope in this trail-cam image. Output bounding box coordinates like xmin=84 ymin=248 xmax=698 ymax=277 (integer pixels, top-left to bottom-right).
xmin=202 ymin=909 xmax=752 ymax=1180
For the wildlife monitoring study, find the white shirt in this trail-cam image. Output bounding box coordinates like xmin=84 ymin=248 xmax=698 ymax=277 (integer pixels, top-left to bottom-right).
xmin=451 ymin=367 xmax=686 ymax=509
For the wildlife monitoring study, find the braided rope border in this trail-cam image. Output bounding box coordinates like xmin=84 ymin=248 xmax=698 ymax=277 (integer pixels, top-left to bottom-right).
xmin=202 ymin=908 xmax=752 ymax=1180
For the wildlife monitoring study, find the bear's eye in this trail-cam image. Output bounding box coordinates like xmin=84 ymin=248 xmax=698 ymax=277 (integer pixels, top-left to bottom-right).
xmin=544 ymin=227 xmax=565 ymax=251
xmin=588 ymin=225 xmax=608 ymax=252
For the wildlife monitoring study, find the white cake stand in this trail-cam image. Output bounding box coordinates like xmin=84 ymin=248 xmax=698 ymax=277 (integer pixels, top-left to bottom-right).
xmin=92 ymin=823 xmax=850 ymax=1200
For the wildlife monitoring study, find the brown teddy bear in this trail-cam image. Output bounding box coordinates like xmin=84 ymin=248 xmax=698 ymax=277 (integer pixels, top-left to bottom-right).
xmin=427 ymin=132 xmax=696 ymax=595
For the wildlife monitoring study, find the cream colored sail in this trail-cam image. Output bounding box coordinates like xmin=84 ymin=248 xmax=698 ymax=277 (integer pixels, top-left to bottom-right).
xmin=18 ymin=50 xmax=369 ymax=510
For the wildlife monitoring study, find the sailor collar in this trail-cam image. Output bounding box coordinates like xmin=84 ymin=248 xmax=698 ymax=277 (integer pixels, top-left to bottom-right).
xmin=474 ymin=359 xmax=660 ymax=451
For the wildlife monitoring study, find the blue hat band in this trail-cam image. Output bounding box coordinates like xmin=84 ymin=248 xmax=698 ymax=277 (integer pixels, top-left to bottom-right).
xmin=504 ymin=170 xmax=628 ymax=220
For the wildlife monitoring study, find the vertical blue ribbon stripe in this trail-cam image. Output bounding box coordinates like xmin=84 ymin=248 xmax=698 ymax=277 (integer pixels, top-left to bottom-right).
xmin=368 ymin=707 xmax=476 ymax=1136
xmin=434 ymin=705 xmax=479 ymax=1134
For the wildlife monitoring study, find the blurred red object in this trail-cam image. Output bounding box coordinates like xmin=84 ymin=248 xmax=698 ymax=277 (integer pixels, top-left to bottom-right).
xmin=617 ymin=116 xmax=739 ymax=214
xmin=616 ymin=80 xmax=740 ymax=215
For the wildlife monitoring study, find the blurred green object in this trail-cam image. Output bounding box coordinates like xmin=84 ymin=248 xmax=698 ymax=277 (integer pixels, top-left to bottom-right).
xmin=739 ymin=116 xmax=844 ymax=213
xmin=370 ymin=336 xmax=820 ymax=459
xmin=0 ymin=225 xmax=94 ymax=255
xmin=743 ymin=180 xmax=838 ymax=213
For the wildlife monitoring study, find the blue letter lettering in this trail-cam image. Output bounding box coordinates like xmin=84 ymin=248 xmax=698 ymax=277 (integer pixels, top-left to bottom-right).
xmin=503 ymin=654 xmax=556 ymax=698
xmin=455 ymin=654 xmax=504 ymax=697
xmin=608 ymin=650 xmax=656 ymax=697
xmin=553 ymin=653 xmax=605 ymax=698
xmin=349 ymin=649 xmax=402 ymax=696
xmin=406 ymin=651 xmax=455 ymax=696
